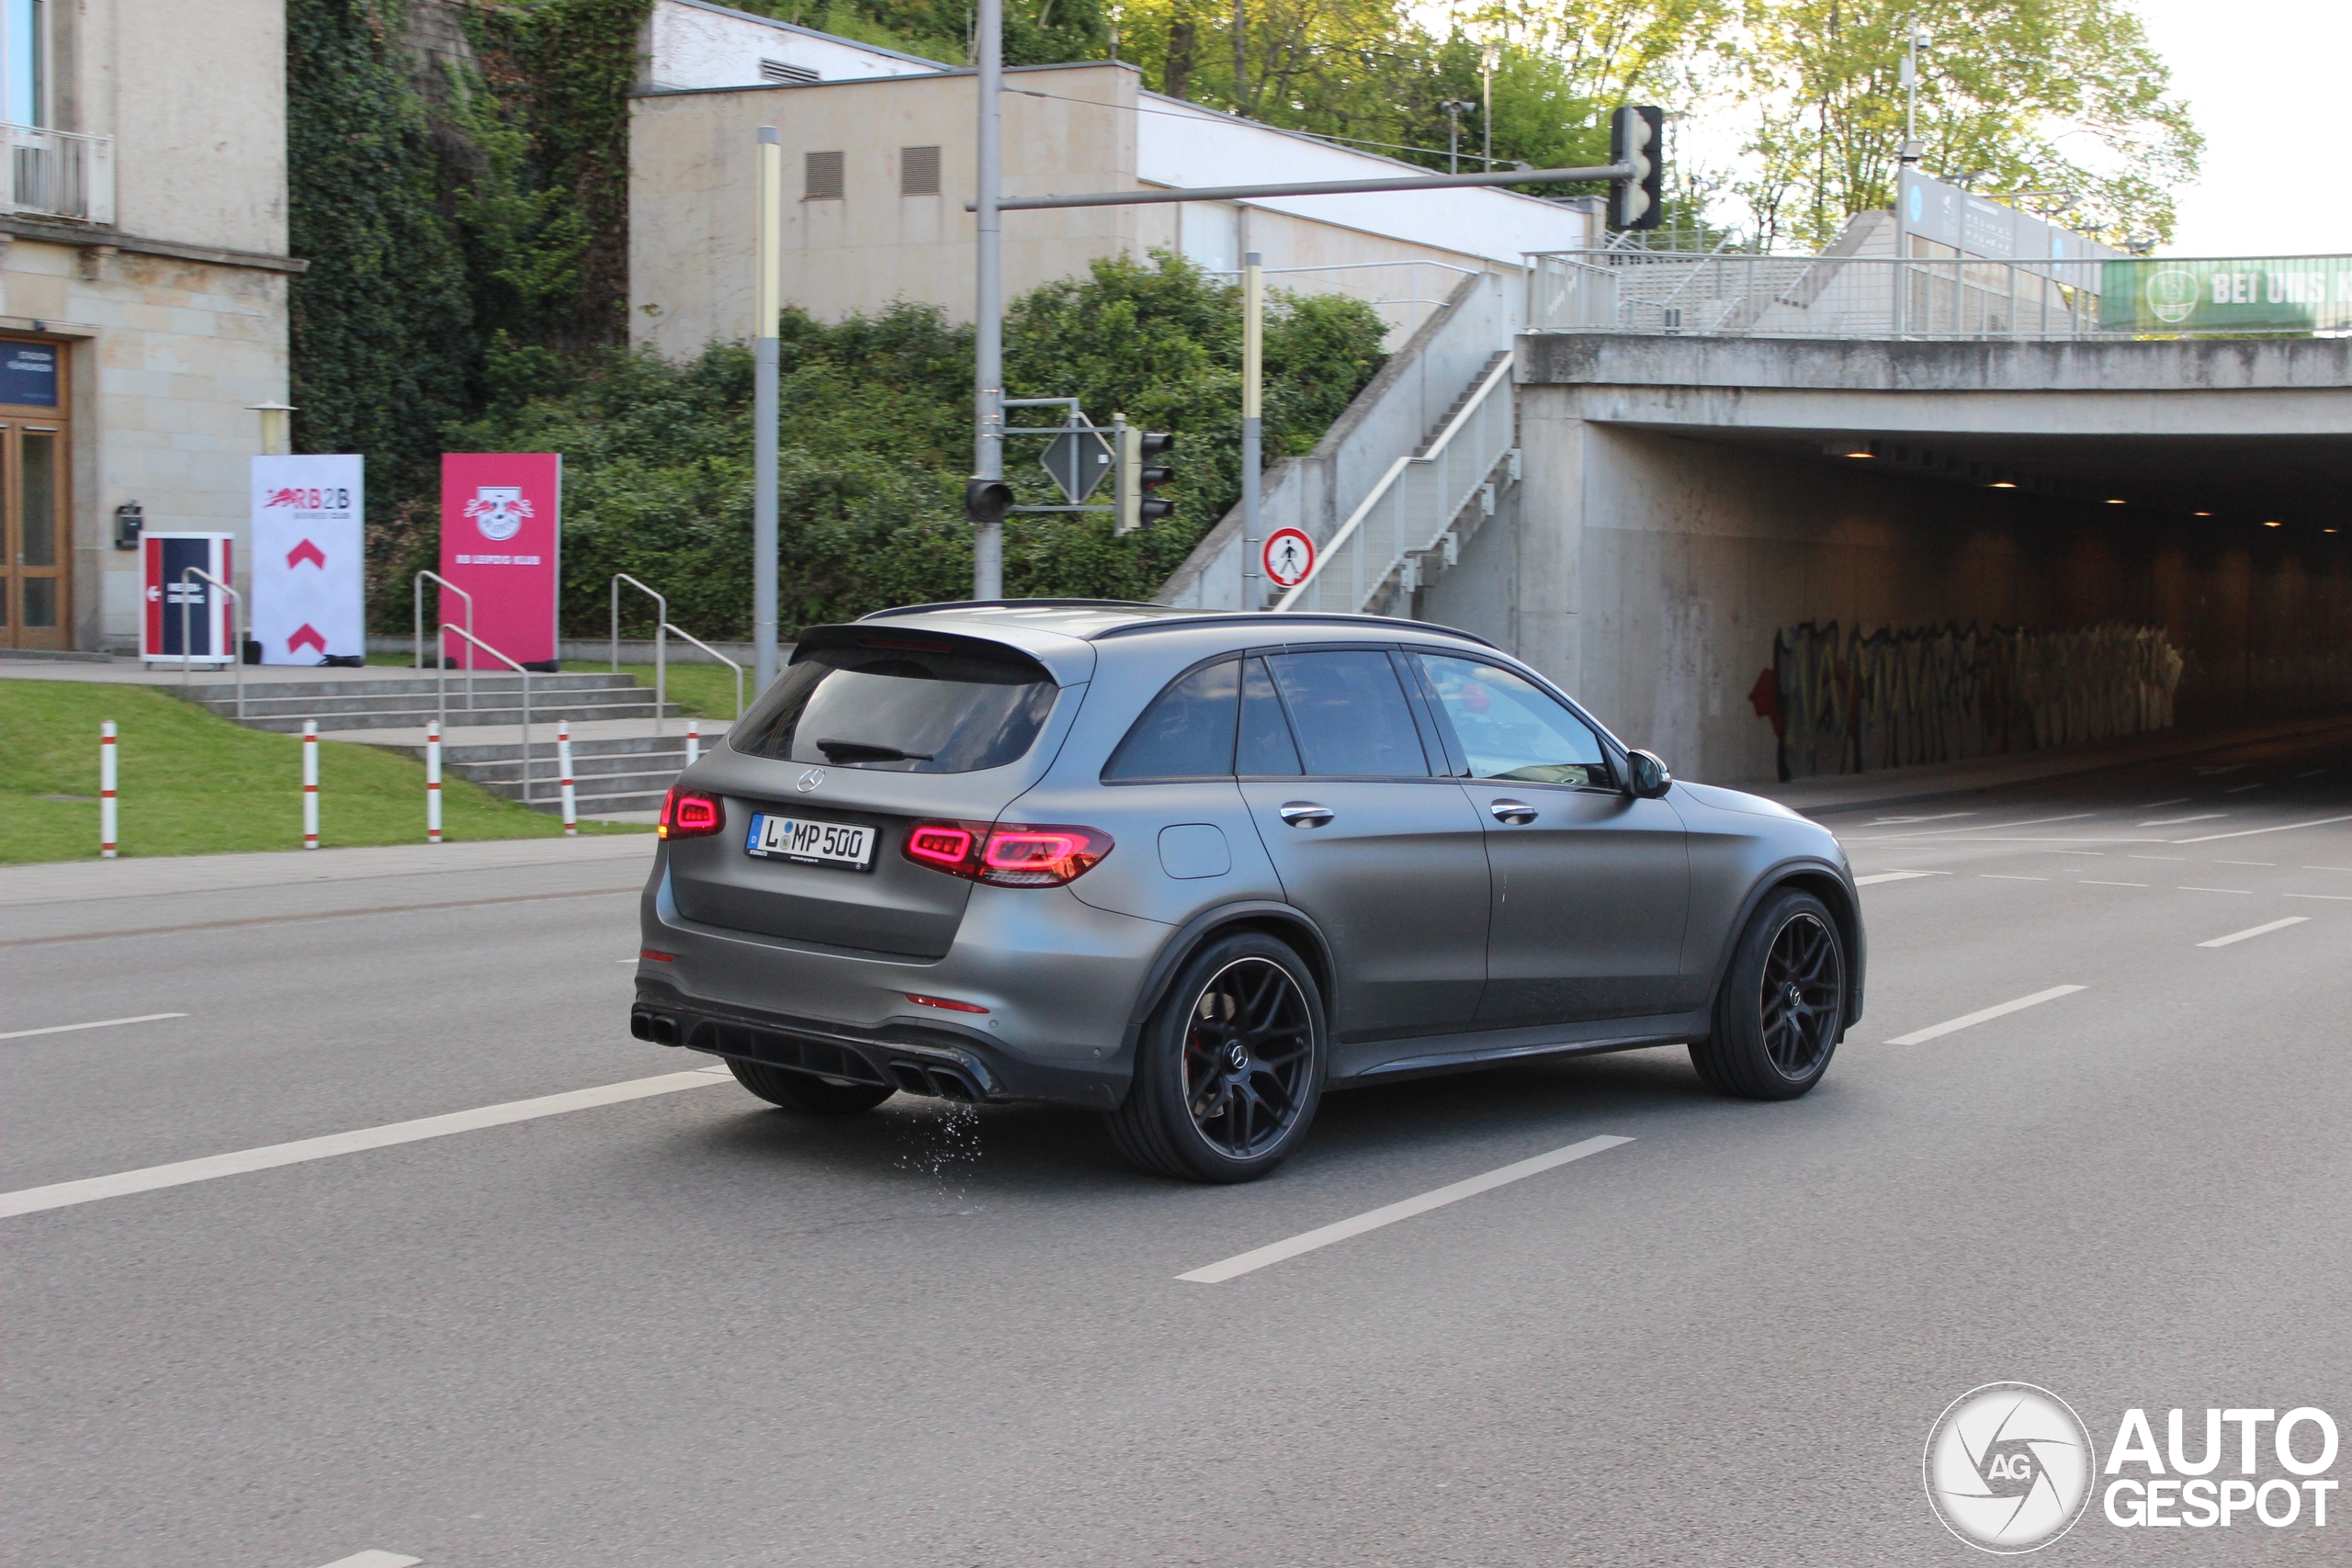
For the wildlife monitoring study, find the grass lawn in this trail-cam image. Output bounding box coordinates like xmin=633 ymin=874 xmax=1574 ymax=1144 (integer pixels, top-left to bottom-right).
xmin=365 ymin=653 xmax=748 ymax=720
xmin=0 ymin=680 xmax=649 ymax=864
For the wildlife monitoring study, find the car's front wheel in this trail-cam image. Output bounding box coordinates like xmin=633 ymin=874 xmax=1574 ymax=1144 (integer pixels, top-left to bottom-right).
xmin=1108 ymin=931 xmax=1328 ymax=1183
xmin=727 ymin=1057 xmax=897 ymax=1114
xmin=1690 ymin=887 xmax=1848 ymax=1100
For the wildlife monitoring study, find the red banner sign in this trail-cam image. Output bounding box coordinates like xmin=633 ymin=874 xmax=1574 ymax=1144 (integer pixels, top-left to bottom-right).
xmin=439 ymin=453 xmax=562 ymax=668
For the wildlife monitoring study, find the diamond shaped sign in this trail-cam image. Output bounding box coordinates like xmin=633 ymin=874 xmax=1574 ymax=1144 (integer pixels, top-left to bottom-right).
xmin=1040 ymin=427 xmax=1114 ymax=504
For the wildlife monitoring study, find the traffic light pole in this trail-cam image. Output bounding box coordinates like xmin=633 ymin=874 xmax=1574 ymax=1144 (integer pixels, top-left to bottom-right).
xmin=752 ymin=126 xmax=782 ymax=693
xmin=970 ymin=0 xmax=1006 ymax=601
xmin=1241 ymin=250 xmax=1263 ymax=610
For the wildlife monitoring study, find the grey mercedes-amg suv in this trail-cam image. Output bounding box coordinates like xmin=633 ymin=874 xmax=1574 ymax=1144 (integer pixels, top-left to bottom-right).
xmin=632 ymin=601 xmax=1863 ymax=1182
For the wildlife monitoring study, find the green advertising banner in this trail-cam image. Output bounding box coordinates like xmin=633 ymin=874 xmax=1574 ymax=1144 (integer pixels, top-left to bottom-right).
xmin=2100 ymin=257 xmax=2352 ymax=333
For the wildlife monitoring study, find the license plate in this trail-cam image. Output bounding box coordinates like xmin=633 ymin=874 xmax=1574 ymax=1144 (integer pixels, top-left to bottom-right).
xmin=745 ymin=813 xmax=876 ymax=870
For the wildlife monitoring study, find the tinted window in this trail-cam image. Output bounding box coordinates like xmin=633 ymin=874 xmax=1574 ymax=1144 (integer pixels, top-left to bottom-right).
xmin=1266 ymin=650 xmax=1430 ymax=777
xmin=1238 ymin=657 xmax=1302 ymax=775
xmin=731 ymin=639 xmax=1057 ymax=773
xmin=1416 ymin=654 xmax=1611 ymax=787
xmin=1102 ymin=659 xmax=1238 ymax=780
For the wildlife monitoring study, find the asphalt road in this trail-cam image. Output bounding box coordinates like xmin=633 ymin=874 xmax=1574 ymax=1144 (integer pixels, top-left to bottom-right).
xmin=6 ymin=725 xmax=2348 ymax=1567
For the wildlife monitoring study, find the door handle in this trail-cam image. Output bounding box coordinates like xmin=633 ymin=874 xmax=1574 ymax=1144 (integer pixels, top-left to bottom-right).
xmin=1488 ymin=798 xmax=1538 ymax=825
xmin=1277 ymin=801 xmax=1334 ymax=829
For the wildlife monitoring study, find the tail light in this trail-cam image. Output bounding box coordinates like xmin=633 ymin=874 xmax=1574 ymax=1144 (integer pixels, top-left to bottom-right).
xmin=902 ymin=820 xmax=1112 ymax=886
xmin=659 ymin=787 xmax=725 ymax=840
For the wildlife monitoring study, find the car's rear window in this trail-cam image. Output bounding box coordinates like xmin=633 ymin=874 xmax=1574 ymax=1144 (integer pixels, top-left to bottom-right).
xmin=729 ymin=639 xmax=1059 ymax=773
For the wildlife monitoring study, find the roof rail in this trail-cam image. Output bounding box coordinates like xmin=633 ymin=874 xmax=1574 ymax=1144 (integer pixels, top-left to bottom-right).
xmin=1087 ymin=611 xmax=1500 ymax=649
xmin=858 ymin=598 xmax=1170 ymax=619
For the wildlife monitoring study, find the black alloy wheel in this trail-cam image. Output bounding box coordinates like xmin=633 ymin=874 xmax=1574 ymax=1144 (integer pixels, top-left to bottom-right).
xmin=1690 ymin=887 xmax=1848 ymax=1100
xmin=1108 ymin=931 xmax=1328 ymax=1182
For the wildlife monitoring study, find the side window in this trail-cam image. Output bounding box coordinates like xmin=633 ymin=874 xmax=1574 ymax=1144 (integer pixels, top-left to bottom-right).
xmin=1265 ymin=650 xmax=1431 ymax=778
xmin=1102 ymin=658 xmax=1238 ymax=780
xmin=1238 ymin=656 xmax=1302 ymax=775
xmin=1415 ymin=654 xmax=1612 ymax=788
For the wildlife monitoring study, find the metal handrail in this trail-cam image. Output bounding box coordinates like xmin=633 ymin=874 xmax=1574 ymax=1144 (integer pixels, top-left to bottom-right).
xmin=662 ymin=624 xmax=744 ymax=721
xmin=438 ymin=624 xmax=535 ymax=805
xmin=1274 ymin=349 xmax=1516 ymax=613
xmin=414 ymin=571 xmax=476 ymax=710
xmin=176 ymin=567 xmax=243 ymax=719
xmin=612 ymin=574 xmax=667 ymax=737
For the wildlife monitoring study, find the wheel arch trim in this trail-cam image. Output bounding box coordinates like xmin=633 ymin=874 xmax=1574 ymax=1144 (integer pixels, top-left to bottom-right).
xmin=1122 ymin=899 xmax=1339 ymax=1057
xmin=1703 ymin=858 xmax=1866 ymax=1032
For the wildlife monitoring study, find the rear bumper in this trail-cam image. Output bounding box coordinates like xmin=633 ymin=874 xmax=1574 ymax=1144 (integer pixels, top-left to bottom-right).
xmin=630 ymin=978 xmax=1127 ymax=1108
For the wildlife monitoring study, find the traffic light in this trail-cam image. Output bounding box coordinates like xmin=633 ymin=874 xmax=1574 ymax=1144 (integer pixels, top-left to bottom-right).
xmin=1609 ymin=105 xmax=1665 ymax=231
xmin=1114 ymin=419 xmax=1174 ymax=535
xmin=964 ymin=477 xmax=1014 ymax=525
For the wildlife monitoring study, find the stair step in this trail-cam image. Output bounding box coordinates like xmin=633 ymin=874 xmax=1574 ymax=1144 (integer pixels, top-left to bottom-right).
xmin=181 ymin=672 xmax=637 ymax=702
xmin=230 ymin=703 xmax=677 ymax=733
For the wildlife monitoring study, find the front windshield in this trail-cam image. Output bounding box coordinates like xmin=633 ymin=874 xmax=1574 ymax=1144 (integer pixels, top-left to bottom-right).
xmin=729 ymin=640 xmax=1060 ymax=773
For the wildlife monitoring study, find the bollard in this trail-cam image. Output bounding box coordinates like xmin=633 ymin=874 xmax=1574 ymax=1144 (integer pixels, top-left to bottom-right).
xmin=100 ymin=721 xmax=119 ymax=859
xmin=557 ymin=720 xmax=578 ymax=837
xmin=302 ymin=720 xmax=320 ymax=850
xmin=685 ymin=719 xmax=700 ymax=767
xmin=425 ymin=721 xmax=443 ymax=844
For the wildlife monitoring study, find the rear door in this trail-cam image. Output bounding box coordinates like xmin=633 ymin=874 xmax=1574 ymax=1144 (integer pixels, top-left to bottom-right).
xmin=1237 ymin=648 xmax=1490 ymax=1046
xmin=1408 ymin=651 xmax=1692 ymax=1023
xmin=667 ymin=632 xmax=1069 ymax=959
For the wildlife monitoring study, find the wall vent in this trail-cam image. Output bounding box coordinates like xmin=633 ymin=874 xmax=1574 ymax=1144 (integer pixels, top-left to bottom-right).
xmin=900 ymin=145 xmax=942 ymax=197
xmin=760 ymin=58 xmax=820 ymax=85
xmin=804 ymin=150 xmax=845 ymax=201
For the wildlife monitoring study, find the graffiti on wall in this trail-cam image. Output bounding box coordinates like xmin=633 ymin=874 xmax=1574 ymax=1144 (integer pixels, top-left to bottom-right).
xmin=1747 ymin=621 xmax=2186 ymax=781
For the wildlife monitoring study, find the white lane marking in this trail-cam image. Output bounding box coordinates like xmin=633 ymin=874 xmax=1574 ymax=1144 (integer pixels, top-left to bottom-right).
xmin=2214 ymin=860 xmax=2274 ymax=866
xmin=2139 ymin=798 xmax=2190 ymax=808
xmin=2283 ymin=893 xmax=2352 ymax=901
xmin=2079 ymin=880 xmax=2148 ymax=887
xmin=2199 ymin=917 xmax=2310 ymax=949
xmin=2141 ymin=813 xmax=2227 ymax=827
xmin=2224 ymin=783 xmax=2267 ymax=794
xmin=2306 ymin=865 xmax=2352 ymax=873
xmin=2195 ymin=765 xmax=2247 ymax=775
xmin=1982 ymin=874 xmax=2048 ymax=881
xmin=2050 ymin=850 xmax=2104 ymax=856
xmin=1177 ymin=1135 xmax=1634 ymax=1284
xmin=2292 ymin=770 xmax=2325 ymax=781
xmin=0 ymin=1011 xmax=188 ymax=1043
xmin=0 ymin=1066 xmax=734 ymax=1219
xmin=1885 ymin=986 xmax=2086 ymax=1046
xmin=316 ymin=1553 xmax=423 ymax=1568
xmin=1845 ymin=812 xmax=2098 ymax=841
xmin=1869 ymin=811 xmax=1976 ymax=826
xmin=2178 ymin=886 xmax=2253 ymax=895
xmin=2177 ymin=814 xmax=2352 ymax=843
xmin=2131 ymin=854 xmax=2188 ymax=861
xmin=1854 ymin=870 xmax=1944 ymax=886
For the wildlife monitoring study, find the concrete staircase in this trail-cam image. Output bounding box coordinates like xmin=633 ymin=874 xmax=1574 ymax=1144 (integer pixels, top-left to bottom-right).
xmin=179 ymin=670 xmax=711 ymax=818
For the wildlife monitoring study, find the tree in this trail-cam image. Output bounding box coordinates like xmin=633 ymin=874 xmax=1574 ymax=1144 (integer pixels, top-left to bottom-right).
xmin=1732 ymin=0 xmax=2200 ymax=252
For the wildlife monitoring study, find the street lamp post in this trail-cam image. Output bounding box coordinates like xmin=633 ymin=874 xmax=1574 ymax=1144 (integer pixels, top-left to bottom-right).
xmin=1241 ymin=249 xmax=1263 ymax=610
xmin=970 ymin=0 xmax=1006 ymax=601
xmin=753 ymin=126 xmax=783 ymax=691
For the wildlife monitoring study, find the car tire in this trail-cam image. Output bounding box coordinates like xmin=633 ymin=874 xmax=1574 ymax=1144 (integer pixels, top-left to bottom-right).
xmin=727 ymin=1056 xmax=897 ymax=1115
xmin=1689 ymin=887 xmax=1848 ymax=1101
xmin=1107 ymin=931 xmax=1329 ymax=1184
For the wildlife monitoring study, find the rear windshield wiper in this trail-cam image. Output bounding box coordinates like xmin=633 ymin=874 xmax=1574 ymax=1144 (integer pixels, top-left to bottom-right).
xmin=813 ymin=738 xmax=934 ymax=762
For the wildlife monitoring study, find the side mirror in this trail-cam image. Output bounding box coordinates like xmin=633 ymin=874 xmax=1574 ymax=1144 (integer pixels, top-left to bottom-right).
xmin=1625 ymin=749 xmax=1673 ymax=799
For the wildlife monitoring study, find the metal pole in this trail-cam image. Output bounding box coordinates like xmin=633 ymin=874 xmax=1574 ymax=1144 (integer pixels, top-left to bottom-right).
xmin=558 ymin=720 xmax=578 ymax=837
xmin=972 ymin=0 xmax=1005 ymax=601
xmin=100 ymin=721 xmax=118 ymax=859
xmin=426 ymin=721 xmax=443 ymax=844
xmin=1241 ymin=249 xmax=1264 ymax=611
xmin=754 ymin=126 xmax=783 ymax=694
xmin=302 ymin=720 xmax=320 ymax=850
xmin=1481 ymin=44 xmax=1495 ymax=170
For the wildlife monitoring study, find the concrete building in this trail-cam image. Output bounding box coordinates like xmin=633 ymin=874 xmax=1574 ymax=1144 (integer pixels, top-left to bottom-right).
xmin=628 ymin=0 xmax=1595 ymax=355
xmin=0 ymin=0 xmax=296 ymax=654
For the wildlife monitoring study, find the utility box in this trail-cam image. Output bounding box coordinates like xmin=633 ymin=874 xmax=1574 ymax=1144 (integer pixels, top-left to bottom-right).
xmin=141 ymin=532 xmax=236 ymax=665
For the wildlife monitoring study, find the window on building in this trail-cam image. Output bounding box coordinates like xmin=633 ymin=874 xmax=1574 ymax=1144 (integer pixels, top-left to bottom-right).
xmin=759 ymin=58 xmax=819 ymax=85
xmin=3 ymin=0 xmax=45 ymax=128
xmin=900 ymin=145 xmax=941 ymax=197
xmin=805 ymin=150 xmax=844 ymax=201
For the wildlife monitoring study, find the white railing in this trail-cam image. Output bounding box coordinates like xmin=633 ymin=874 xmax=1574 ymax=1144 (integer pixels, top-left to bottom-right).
xmin=1273 ymin=350 xmax=1516 ymax=615
xmin=2 ymin=124 xmax=114 ymax=224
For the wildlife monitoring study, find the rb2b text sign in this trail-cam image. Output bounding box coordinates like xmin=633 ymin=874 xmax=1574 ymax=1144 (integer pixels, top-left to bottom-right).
xmin=252 ymin=454 xmax=364 ymax=663
xmin=439 ymin=453 xmax=561 ymax=668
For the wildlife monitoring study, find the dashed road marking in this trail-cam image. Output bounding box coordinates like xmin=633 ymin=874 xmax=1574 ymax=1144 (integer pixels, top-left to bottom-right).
xmin=2283 ymin=893 xmax=2352 ymax=902
xmin=1177 ymin=1136 xmax=1634 ymax=1284
xmin=0 ymin=1012 xmax=188 ymax=1043
xmin=2177 ymin=815 xmax=2352 ymax=844
xmin=316 ymin=1553 xmax=423 ymax=1568
xmin=2223 ymin=783 xmax=2267 ymax=794
xmin=2079 ymin=880 xmax=2147 ymax=887
xmin=1885 ymin=986 xmax=2086 ymax=1046
xmin=1982 ymin=874 xmax=2048 ymax=881
xmin=1854 ymin=870 xmax=1944 ymax=886
xmin=2198 ymin=918 xmax=2309 ymax=949
xmin=2178 ymin=886 xmax=2254 ymax=895
xmin=2142 ymin=813 xmax=2227 ymax=827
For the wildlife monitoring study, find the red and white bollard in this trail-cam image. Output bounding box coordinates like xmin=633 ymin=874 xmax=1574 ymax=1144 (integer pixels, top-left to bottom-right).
xmin=557 ymin=720 xmax=578 ymax=837
xmin=685 ymin=719 xmax=700 ymax=767
xmin=301 ymin=719 xmax=320 ymax=850
xmin=99 ymin=721 xmax=119 ymax=859
xmin=425 ymin=721 xmax=443 ymax=844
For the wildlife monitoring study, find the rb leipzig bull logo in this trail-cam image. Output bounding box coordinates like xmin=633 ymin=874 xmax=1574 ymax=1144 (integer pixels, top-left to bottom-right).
xmin=465 ymin=485 xmax=534 ymax=543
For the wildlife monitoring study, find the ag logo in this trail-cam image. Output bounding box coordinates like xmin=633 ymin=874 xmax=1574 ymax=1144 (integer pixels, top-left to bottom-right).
xmin=796 ymin=768 xmax=825 ymax=793
xmin=464 ymin=484 xmax=532 ymax=542
xmin=1925 ymin=1382 xmax=2096 ymax=1552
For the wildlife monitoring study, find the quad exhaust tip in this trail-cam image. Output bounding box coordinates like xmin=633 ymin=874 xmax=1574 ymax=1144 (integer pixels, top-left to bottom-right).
xmin=890 ymin=1060 xmax=981 ymax=1101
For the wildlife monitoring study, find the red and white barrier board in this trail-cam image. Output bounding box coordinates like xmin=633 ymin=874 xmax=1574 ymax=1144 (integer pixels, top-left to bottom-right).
xmin=252 ymin=454 xmax=365 ymax=664
xmin=140 ymin=533 xmax=235 ymax=664
xmin=439 ymin=453 xmax=562 ymax=669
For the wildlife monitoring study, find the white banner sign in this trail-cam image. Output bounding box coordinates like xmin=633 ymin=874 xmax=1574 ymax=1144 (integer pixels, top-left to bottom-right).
xmin=251 ymin=455 xmax=365 ymax=664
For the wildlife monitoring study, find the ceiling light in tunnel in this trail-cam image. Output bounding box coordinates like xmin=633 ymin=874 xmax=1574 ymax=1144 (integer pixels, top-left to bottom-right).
xmin=2194 ymin=511 xmax=2212 ymax=517
xmin=2106 ymin=498 xmax=2126 ymax=505
xmin=2264 ymin=520 xmax=2282 ymax=527
xmin=1987 ymin=480 xmax=2018 ymax=489
xmin=1842 ymin=449 xmax=1874 ymax=458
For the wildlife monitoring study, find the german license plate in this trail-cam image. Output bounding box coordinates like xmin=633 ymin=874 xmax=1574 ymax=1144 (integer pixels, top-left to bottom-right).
xmin=746 ymin=813 xmax=876 ymax=870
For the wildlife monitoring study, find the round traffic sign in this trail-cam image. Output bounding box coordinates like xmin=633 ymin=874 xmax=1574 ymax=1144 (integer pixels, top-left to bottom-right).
xmin=1262 ymin=527 xmax=1315 ymax=590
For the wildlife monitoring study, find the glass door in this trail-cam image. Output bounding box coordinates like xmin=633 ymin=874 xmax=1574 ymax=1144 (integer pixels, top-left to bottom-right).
xmin=2 ymin=422 xmax=68 ymax=649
